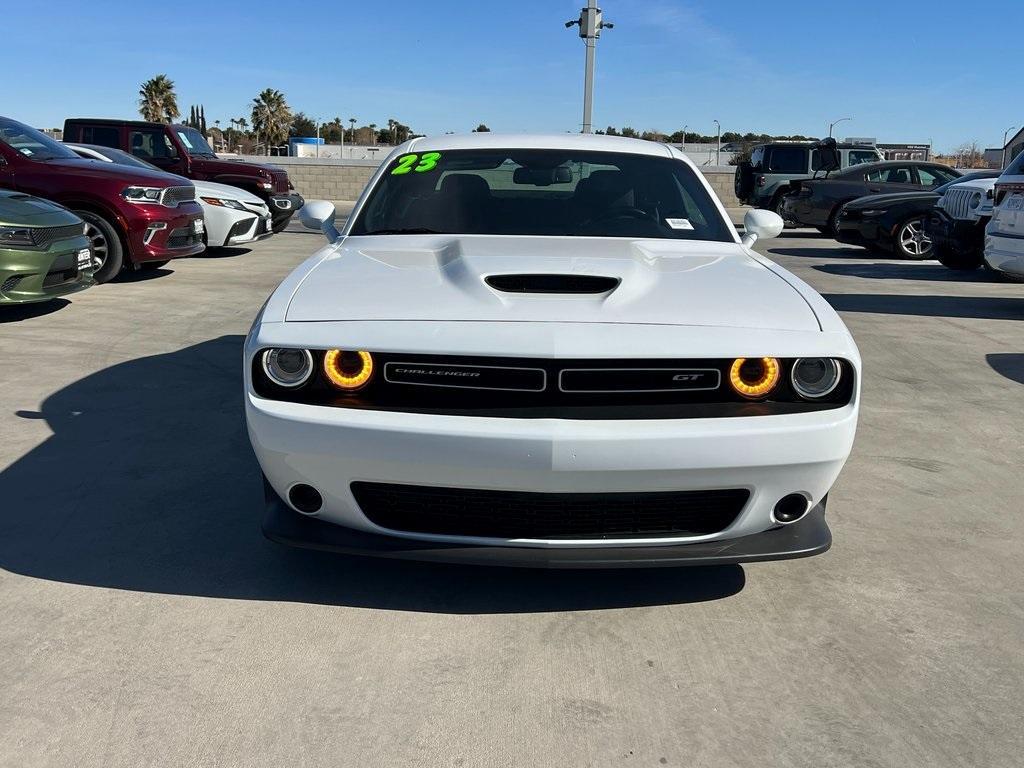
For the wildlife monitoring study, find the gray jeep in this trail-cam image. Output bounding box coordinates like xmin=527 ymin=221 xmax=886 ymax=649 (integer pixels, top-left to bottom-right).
xmin=735 ymin=142 xmax=883 ymax=213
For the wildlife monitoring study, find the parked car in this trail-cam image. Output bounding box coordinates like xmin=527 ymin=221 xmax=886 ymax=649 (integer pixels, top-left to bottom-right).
xmin=924 ymin=172 xmax=1000 ymax=269
xmin=735 ymin=141 xmax=883 ymax=213
xmin=837 ymin=171 xmax=999 ymax=260
xmin=0 ymin=190 xmax=93 ymax=305
xmin=984 ymin=151 xmax=1024 ymax=282
xmin=247 ymin=133 xmax=861 ymax=568
xmin=782 ymin=161 xmax=962 ymax=235
xmin=0 ymin=116 xmax=204 ymax=283
xmin=63 ymin=119 xmax=303 ymax=233
xmin=66 ymin=143 xmax=273 ymax=249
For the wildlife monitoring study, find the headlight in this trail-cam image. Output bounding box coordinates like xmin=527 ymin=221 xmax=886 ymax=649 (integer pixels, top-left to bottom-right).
xmin=969 ymin=192 xmax=982 ymax=210
xmin=0 ymin=226 xmax=35 ymax=247
xmin=121 ymin=186 xmax=164 ymax=205
xmin=323 ymin=349 xmax=374 ymax=391
xmin=729 ymin=357 xmax=780 ymax=399
xmin=791 ymin=358 xmax=842 ymax=399
xmin=201 ymin=197 xmax=247 ymax=210
xmin=261 ymin=348 xmax=313 ymax=388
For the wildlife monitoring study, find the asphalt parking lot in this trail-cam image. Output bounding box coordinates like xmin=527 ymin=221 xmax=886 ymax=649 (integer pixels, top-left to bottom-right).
xmin=1 ymin=223 xmax=1022 ymax=767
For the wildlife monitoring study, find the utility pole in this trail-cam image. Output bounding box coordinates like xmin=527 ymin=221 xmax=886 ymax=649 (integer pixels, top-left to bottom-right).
xmin=714 ymin=120 xmax=721 ymax=165
xmin=828 ymin=116 xmax=852 ymax=138
xmin=565 ymin=2 xmax=614 ymax=134
xmin=1002 ymin=126 xmax=1017 ymax=169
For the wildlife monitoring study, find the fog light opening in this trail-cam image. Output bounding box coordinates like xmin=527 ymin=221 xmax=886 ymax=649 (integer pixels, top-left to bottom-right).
xmin=773 ymin=493 xmax=809 ymax=525
xmin=288 ymin=483 xmax=323 ymax=515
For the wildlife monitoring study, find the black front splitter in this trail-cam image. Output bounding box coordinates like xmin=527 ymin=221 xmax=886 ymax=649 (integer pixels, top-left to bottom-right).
xmin=262 ymin=483 xmax=831 ymax=569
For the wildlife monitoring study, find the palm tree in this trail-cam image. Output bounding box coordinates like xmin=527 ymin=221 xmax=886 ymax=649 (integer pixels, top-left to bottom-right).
xmin=250 ymin=89 xmax=292 ymax=155
xmin=138 ymin=75 xmax=179 ymax=123
xmin=368 ymin=123 xmax=377 ymax=146
xmin=348 ymin=117 xmax=357 ymax=143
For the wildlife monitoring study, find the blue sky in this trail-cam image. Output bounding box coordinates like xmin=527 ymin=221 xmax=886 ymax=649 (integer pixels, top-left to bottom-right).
xmin=2 ymin=0 xmax=1018 ymax=152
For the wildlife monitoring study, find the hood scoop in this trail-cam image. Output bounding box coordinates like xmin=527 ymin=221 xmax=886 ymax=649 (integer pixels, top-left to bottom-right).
xmin=485 ymin=273 xmax=620 ymax=295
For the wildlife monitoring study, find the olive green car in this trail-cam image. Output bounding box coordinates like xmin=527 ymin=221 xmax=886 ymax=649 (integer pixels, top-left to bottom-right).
xmin=0 ymin=190 xmax=94 ymax=305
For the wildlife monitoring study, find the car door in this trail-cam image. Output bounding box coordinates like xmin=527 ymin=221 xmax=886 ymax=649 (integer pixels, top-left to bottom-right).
xmin=865 ymin=165 xmax=917 ymax=194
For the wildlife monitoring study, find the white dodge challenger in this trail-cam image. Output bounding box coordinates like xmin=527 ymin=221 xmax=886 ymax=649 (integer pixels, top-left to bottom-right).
xmin=245 ymin=134 xmax=860 ymax=567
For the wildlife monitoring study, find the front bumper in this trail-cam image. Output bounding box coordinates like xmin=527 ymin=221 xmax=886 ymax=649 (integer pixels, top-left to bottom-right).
xmin=0 ymin=235 xmax=94 ymax=304
xmin=835 ymin=215 xmax=885 ymax=248
xmin=126 ymin=203 xmax=206 ymax=263
xmin=268 ymin=193 xmax=305 ymax=225
xmin=263 ymin=477 xmax=831 ymax=568
xmin=926 ymin=210 xmax=985 ymax=254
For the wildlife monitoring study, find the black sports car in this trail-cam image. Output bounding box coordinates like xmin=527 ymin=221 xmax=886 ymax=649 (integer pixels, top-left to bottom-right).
xmin=781 ymin=161 xmax=961 ymax=237
xmin=835 ymin=171 xmax=1000 ymax=259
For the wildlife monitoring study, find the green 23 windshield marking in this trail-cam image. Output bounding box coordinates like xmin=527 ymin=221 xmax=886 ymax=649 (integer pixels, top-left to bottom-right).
xmin=390 ymin=152 xmax=442 ymax=175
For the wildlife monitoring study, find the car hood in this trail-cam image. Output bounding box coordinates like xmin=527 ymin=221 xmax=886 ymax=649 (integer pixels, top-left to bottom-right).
xmin=0 ymin=190 xmax=80 ymax=227
xmin=37 ymin=157 xmax=190 ymax=186
xmin=191 ymin=179 xmax=265 ymax=204
xmin=284 ymin=235 xmax=821 ymax=331
xmin=844 ymin=191 xmax=938 ymax=209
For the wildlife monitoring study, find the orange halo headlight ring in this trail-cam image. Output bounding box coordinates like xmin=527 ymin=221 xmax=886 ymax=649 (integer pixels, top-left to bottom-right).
xmin=729 ymin=357 xmax=781 ymax=399
xmin=323 ymin=349 xmax=375 ymax=391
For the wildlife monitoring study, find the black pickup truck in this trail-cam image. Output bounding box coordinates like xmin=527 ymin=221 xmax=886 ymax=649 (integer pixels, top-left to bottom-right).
xmin=63 ymin=118 xmax=303 ymax=232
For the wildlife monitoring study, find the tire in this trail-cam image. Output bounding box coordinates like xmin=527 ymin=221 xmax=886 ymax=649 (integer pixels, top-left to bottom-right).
xmin=934 ymin=243 xmax=981 ymax=271
xmin=893 ymin=216 xmax=933 ymax=260
xmin=825 ymin=209 xmax=842 ymax=238
xmin=771 ymin=190 xmax=789 ymax=218
xmin=140 ymin=260 xmax=169 ymax=270
xmin=75 ymin=211 xmax=124 ymax=284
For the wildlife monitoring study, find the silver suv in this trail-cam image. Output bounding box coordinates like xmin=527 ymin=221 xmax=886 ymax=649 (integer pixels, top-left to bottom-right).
xmin=735 ymin=142 xmax=883 ymax=213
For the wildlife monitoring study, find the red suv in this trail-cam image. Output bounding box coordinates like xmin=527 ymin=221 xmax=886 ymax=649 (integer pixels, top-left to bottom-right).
xmin=64 ymin=119 xmax=303 ymax=233
xmin=0 ymin=116 xmax=203 ymax=283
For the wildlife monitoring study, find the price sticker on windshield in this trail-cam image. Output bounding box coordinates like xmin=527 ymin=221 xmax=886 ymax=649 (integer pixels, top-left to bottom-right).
xmin=391 ymin=152 xmax=442 ymax=175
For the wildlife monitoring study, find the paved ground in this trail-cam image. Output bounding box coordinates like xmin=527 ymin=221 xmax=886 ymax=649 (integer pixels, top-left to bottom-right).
xmin=1 ymin=223 xmax=1022 ymax=768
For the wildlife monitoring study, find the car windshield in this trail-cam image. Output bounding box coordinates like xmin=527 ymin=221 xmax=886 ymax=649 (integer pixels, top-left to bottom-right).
xmin=351 ymin=148 xmax=733 ymax=241
xmin=0 ymin=116 xmax=78 ymax=161
xmin=75 ymin=144 xmax=159 ymax=171
xmin=936 ymin=171 xmax=999 ymax=194
xmin=175 ymin=127 xmax=216 ymax=157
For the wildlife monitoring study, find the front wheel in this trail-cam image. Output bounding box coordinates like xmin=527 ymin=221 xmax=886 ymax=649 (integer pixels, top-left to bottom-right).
xmin=894 ymin=216 xmax=933 ymax=260
xmin=75 ymin=211 xmax=124 ymax=283
xmin=934 ymin=243 xmax=981 ymax=271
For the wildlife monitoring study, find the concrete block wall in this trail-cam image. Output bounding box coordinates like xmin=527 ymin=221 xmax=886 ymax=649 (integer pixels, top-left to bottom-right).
xmin=265 ymin=156 xmax=741 ymax=208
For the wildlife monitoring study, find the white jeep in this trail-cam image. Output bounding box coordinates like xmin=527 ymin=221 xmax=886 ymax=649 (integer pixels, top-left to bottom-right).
xmin=925 ymin=173 xmax=998 ymax=270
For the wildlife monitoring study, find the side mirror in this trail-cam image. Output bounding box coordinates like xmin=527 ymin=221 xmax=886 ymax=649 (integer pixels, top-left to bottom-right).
xmin=741 ymin=209 xmax=784 ymax=247
xmin=299 ymin=199 xmax=341 ymax=242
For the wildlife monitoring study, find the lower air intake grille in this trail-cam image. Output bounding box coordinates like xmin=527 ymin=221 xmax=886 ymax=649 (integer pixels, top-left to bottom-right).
xmin=351 ymin=482 xmax=749 ymax=539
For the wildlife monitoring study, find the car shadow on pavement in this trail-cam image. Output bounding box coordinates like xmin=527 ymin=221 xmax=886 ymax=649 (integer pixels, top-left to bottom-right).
xmin=115 ymin=267 xmax=174 ymax=283
xmin=0 ymin=298 xmax=71 ymax=323
xmin=199 ymin=246 xmax=253 ymax=259
xmin=0 ymin=335 xmax=745 ymax=613
xmin=824 ymin=294 xmax=1024 ymax=320
xmin=986 ymin=354 xmax=1024 ymax=385
xmin=814 ymin=263 xmax=998 ymax=282
xmin=766 ymin=246 xmax=877 ymax=260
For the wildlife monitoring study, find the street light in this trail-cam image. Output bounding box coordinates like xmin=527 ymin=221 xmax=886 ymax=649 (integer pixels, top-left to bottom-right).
xmin=713 ymin=120 xmax=721 ymax=165
xmin=565 ymin=1 xmax=614 ymax=134
xmin=828 ymin=116 xmax=852 ymax=138
xmin=1002 ymin=126 xmax=1017 ymax=170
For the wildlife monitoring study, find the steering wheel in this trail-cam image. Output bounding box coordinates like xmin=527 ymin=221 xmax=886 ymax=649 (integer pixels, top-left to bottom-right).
xmin=583 ymin=206 xmax=651 ymax=226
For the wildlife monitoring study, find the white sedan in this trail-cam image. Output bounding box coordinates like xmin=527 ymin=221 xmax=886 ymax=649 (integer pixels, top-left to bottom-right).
xmin=245 ymin=133 xmax=861 ymax=567
xmin=66 ymin=143 xmax=273 ymax=248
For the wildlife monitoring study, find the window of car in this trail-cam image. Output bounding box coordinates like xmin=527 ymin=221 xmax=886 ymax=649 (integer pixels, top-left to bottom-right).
xmin=917 ymin=166 xmax=958 ymax=187
xmin=129 ymin=129 xmax=178 ymax=161
xmin=0 ymin=116 xmax=78 ymax=161
xmin=866 ymin=166 xmax=915 ymax=184
xmin=175 ymin=127 xmax=216 ymax=157
xmin=848 ymin=150 xmax=880 ymax=166
xmin=78 ymin=126 xmax=120 ymax=149
xmin=750 ymin=146 xmax=765 ymax=170
xmin=766 ymin=146 xmax=807 ymax=173
xmin=350 ymin=148 xmax=733 ymax=242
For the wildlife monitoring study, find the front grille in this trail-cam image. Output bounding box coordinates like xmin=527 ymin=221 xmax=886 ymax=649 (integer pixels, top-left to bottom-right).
xmin=166 ymin=226 xmax=201 ymax=249
xmin=226 ymin=217 xmax=255 ymax=241
xmin=942 ymin=188 xmax=975 ymax=220
xmin=1 ymin=275 xmax=23 ymax=294
xmin=30 ymin=223 xmax=83 ymax=248
xmin=160 ymin=186 xmax=196 ymax=207
xmin=352 ymin=483 xmax=750 ymax=539
xmin=41 ymin=252 xmax=78 ymax=287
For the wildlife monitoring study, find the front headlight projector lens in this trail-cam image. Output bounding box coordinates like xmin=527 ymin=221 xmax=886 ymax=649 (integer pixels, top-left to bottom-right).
xmin=791 ymin=358 xmax=842 ymax=399
xmin=729 ymin=357 xmax=781 ymax=399
xmin=262 ymin=348 xmax=314 ymax=388
xmin=324 ymin=349 xmax=374 ymax=391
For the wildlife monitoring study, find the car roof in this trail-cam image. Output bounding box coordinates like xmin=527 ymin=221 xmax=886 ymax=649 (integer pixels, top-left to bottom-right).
xmin=66 ymin=118 xmax=171 ymax=129
xmin=405 ymin=132 xmax=677 ymax=159
xmin=755 ymin=141 xmax=873 ymax=150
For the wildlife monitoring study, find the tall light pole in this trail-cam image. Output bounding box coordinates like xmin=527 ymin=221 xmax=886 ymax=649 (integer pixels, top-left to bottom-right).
xmin=681 ymin=124 xmax=688 ymax=148
xmin=713 ymin=120 xmax=721 ymax=165
xmin=315 ymin=118 xmax=320 ymax=158
xmin=565 ymin=2 xmax=614 ymax=134
xmin=1002 ymin=125 xmax=1017 ymax=169
xmin=828 ymin=116 xmax=852 ymax=138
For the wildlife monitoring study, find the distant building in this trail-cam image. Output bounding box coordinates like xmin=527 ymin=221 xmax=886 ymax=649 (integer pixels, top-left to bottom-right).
xmin=1002 ymin=127 xmax=1024 ymax=168
xmin=983 ymin=149 xmax=1004 ymax=169
xmin=876 ymin=143 xmax=931 ymax=161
